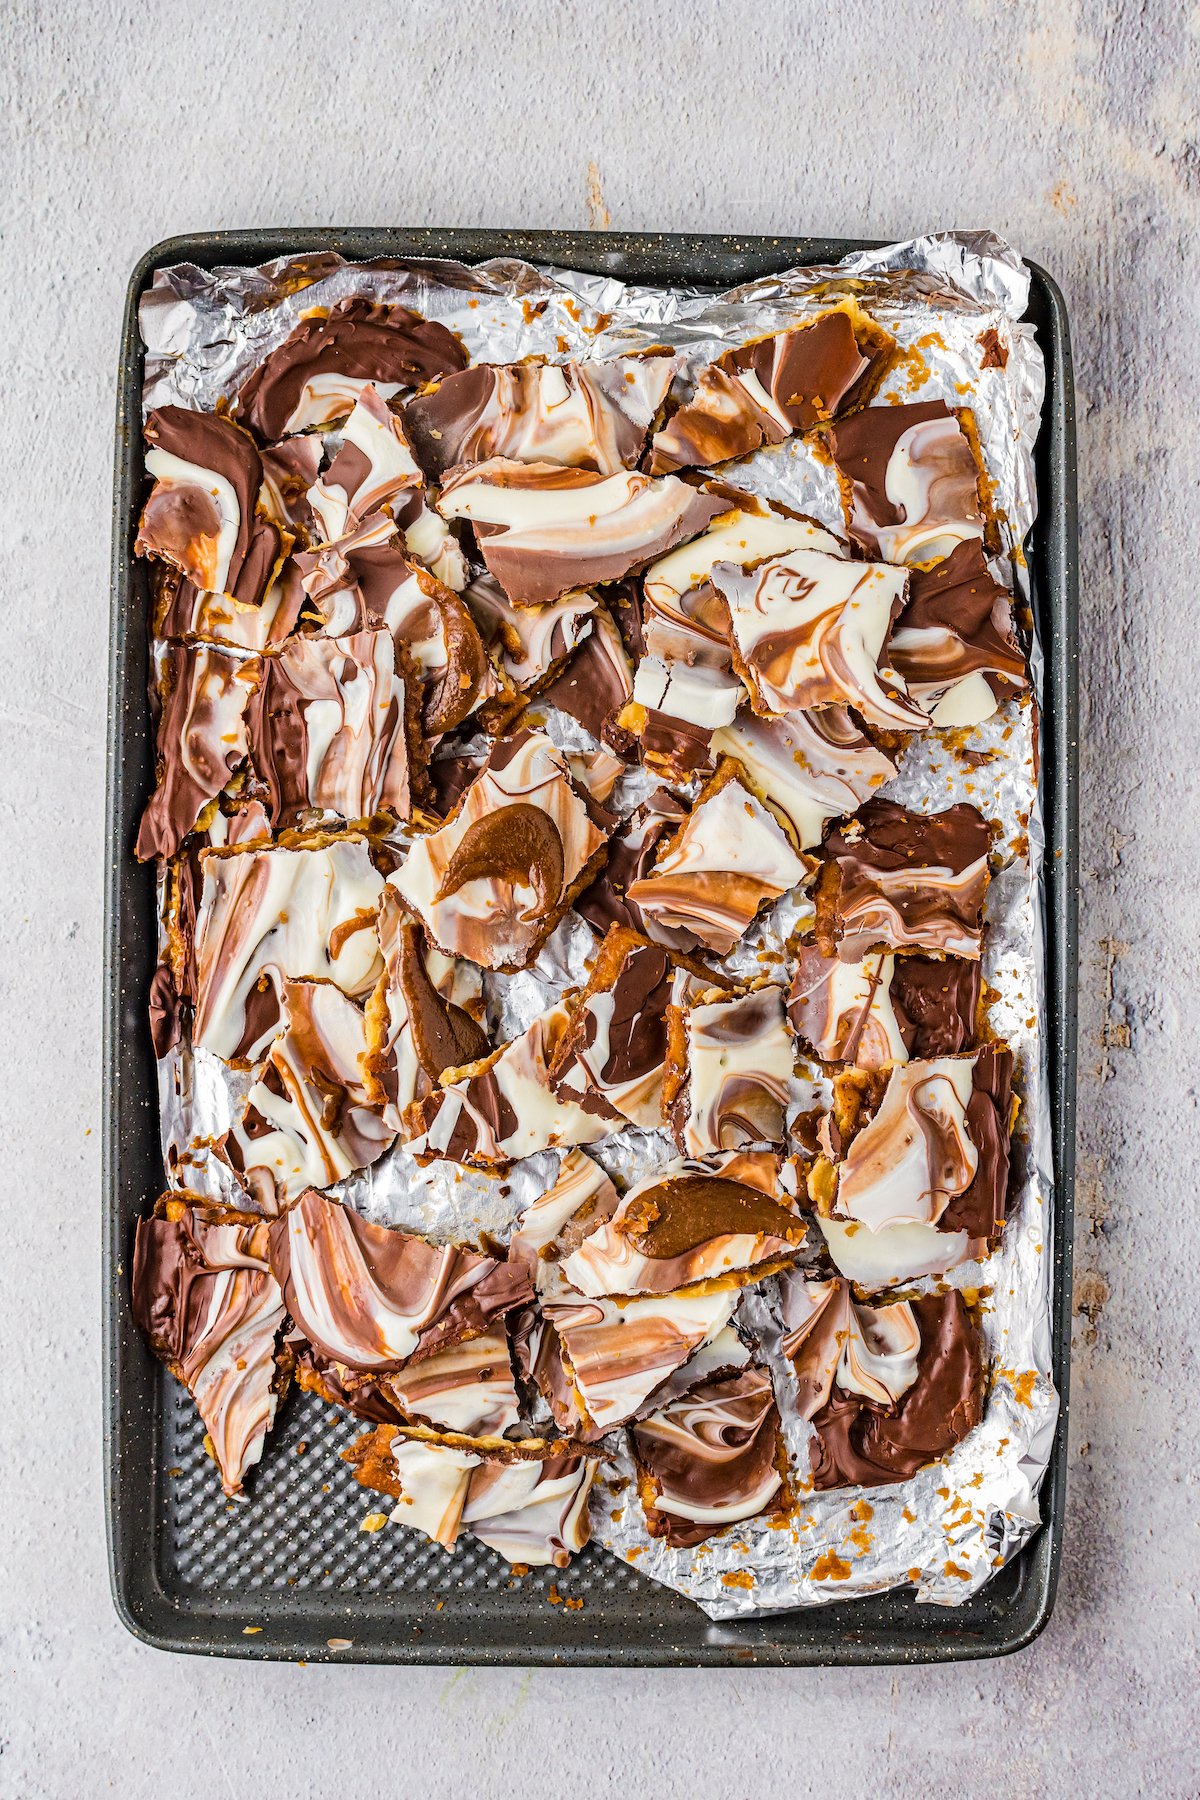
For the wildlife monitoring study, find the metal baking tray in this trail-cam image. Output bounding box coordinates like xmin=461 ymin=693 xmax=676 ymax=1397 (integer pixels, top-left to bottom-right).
xmin=104 ymin=228 xmax=1078 ymax=1666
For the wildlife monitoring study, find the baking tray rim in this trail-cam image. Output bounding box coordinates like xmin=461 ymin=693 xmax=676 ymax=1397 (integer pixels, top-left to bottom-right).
xmin=104 ymin=226 xmax=1078 ymax=1667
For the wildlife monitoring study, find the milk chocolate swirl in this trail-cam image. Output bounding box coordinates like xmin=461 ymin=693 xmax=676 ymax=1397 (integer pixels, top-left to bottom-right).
xmin=560 ymin=1163 xmax=804 ymax=1298
xmin=237 ymin=297 xmax=467 ymax=440
xmin=267 ymin=1188 xmax=532 ymax=1372
xmin=648 ymin=308 xmax=890 ymax=474
xmin=632 ymin=1366 xmax=783 ymax=1548
xmin=137 ymin=406 xmax=283 ymax=605
xmin=667 ymin=985 xmax=794 ymax=1156
xmin=247 ymin=627 xmax=416 ymax=828
xmin=132 ymin=1200 xmax=286 ymax=1495
xmin=712 ymin=548 xmax=928 ymax=731
xmin=788 ymin=947 xmax=980 ymax=1067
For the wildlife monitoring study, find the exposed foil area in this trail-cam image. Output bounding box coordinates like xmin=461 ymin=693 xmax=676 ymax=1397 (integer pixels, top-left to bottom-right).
xmin=143 ymin=231 xmax=1056 ymax=1617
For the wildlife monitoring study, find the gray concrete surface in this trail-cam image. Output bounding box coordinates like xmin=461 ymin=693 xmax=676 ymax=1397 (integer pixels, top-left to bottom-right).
xmin=2 ymin=0 xmax=1197 ymax=1794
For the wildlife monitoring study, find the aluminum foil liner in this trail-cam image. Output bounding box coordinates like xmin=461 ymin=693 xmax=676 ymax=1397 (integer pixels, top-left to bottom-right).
xmin=142 ymin=231 xmax=1056 ymax=1617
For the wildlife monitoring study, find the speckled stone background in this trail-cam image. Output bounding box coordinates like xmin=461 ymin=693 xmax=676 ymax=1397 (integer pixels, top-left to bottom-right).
xmin=3 ymin=0 xmax=1197 ymax=1794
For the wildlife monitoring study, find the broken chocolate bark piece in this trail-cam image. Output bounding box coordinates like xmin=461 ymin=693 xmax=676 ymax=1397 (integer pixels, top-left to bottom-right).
xmin=887 ymin=538 xmax=1028 ymax=726
xmin=137 ymin=406 xmax=284 ymax=605
xmin=136 ymin=641 xmax=264 ymax=862
xmin=132 ymin=1195 xmax=289 ymax=1495
xmin=192 ymin=834 xmax=384 ymax=1063
xmin=559 ymin=1153 xmax=804 ymax=1298
xmin=223 ymin=979 xmax=394 ymax=1211
xmin=508 ymin=1154 xmax=748 ymax=1436
xmin=625 ymin=759 xmax=810 ymax=956
xmin=642 ymin=495 xmax=845 ymax=654
xmin=805 ymin=1046 xmax=1013 ymax=1282
xmin=323 ymin=539 xmax=502 ymax=734
xmin=247 ymin=627 xmax=420 ymax=828
xmin=548 ymin=926 xmax=675 ymax=1129
xmin=648 ymin=306 xmax=893 ymax=474
xmin=268 ymin=1187 xmax=531 ymax=1372
xmin=344 ymin=1425 xmax=596 ymax=1563
xmin=663 ymin=983 xmax=793 ymax=1155
xmin=813 ymin=1045 xmax=1013 ymax=1239
xmin=711 ymin=706 xmax=896 ymax=853
xmin=827 ymin=399 xmax=988 ymax=565
xmin=362 ymin=889 xmax=487 ymax=1134
xmin=436 ymin=458 xmax=726 ymax=606
xmin=390 ymin=729 xmax=609 ymax=971
xmin=305 ymin=385 xmax=468 ymax=591
xmin=382 ymin=1330 xmax=520 ymax=1438
xmin=788 ymin=946 xmax=981 ymax=1067
xmin=259 ymin=434 xmax=323 ymax=538
xmin=712 ymin=547 xmax=929 ymax=731
xmin=780 ymin=1276 xmax=984 ymax=1488
xmin=815 ymin=798 xmax=991 ymax=960
xmin=404 ymin=999 xmax=613 ymax=1166
xmin=405 ymin=349 xmax=678 ymax=476
xmin=632 ymin=1364 xmax=784 ymax=1548
xmin=236 ymin=297 xmax=467 ymax=441
xmin=307 ymin=384 xmax=427 ymax=541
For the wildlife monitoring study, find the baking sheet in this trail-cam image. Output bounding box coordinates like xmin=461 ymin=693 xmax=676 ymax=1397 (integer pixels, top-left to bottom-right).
xmin=138 ymin=230 xmax=1058 ymax=1619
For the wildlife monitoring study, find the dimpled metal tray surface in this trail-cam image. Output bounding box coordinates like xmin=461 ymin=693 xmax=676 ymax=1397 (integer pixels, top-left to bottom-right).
xmin=104 ymin=227 xmax=1078 ymax=1667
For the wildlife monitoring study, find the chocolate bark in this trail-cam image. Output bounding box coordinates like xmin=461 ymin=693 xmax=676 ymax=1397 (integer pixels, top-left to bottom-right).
xmin=435 ymin=458 xmax=726 ymax=606
xmin=132 ymin=1197 xmax=289 ymax=1495
xmin=827 ymin=399 xmax=987 ymax=564
xmin=648 ymin=308 xmax=892 ymax=474
xmin=788 ymin=946 xmax=981 ymax=1067
xmin=237 ymin=297 xmax=467 ymax=440
xmin=816 ymin=798 xmax=991 ymax=961
xmin=405 ymin=350 xmax=677 ymax=477
xmin=887 ymin=538 xmax=1028 ymax=725
xmin=267 ymin=1187 xmax=532 ymax=1372
xmin=136 ymin=641 xmax=263 ymax=862
xmin=137 ymin=405 xmax=283 ymax=605
xmin=632 ymin=1365 xmax=784 ymax=1548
